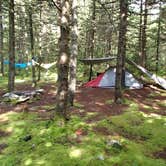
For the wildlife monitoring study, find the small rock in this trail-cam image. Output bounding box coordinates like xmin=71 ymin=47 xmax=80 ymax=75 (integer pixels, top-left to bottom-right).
xmin=107 ymin=139 xmax=122 ymax=149
xmin=97 ymin=154 xmax=104 ymax=160
xmin=22 ymin=135 xmax=32 ymax=142
xmin=31 ymin=144 xmax=35 ymax=149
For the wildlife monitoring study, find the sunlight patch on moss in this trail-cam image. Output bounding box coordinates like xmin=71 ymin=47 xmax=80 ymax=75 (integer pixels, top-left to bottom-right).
xmin=0 ymin=112 xmax=17 ymax=122
xmin=24 ymin=158 xmax=33 ymax=165
xmin=85 ymin=112 xmax=99 ymax=119
xmin=105 ymin=99 xmax=114 ymax=105
xmin=73 ymin=102 xmax=84 ymax=108
xmin=45 ymin=142 xmax=52 ymax=147
xmin=157 ymin=100 xmax=166 ymax=107
xmin=39 ymin=104 xmax=56 ymax=111
xmin=125 ymin=102 xmax=139 ymax=112
xmin=69 ymin=147 xmax=83 ymax=158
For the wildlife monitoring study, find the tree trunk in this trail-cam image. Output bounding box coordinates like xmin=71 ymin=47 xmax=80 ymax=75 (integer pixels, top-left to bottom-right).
xmin=8 ymin=0 xmax=15 ymax=92
xmin=88 ymin=0 xmax=96 ymax=81
xmin=56 ymin=0 xmax=70 ymax=120
xmin=38 ymin=4 xmax=42 ymax=81
xmin=0 ymin=0 xmax=4 ymax=76
xmin=28 ymin=7 xmax=36 ymax=87
xmin=156 ymin=2 xmax=161 ymax=74
xmin=138 ymin=0 xmax=143 ymax=64
xmin=141 ymin=0 xmax=148 ymax=67
xmin=68 ymin=0 xmax=78 ymax=106
xmin=115 ymin=0 xmax=128 ymax=103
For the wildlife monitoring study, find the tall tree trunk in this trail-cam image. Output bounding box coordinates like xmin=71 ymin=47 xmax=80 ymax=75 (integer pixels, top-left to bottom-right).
xmin=0 ymin=0 xmax=4 ymax=76
xmin=28 ymin=7 xmax=36 ymax=87
xmin=115 ymin=0 xmax=128 ymax=103
xmin=68 ymin=0 xmax=78 ymax=106
xmin=141 ymin=0 xmax=148 ymax=67
xmin=56 ymin=0 xmax=70 ymax=120
xmin=38 ymin=3 xmax=42 ymax=81
xmin=89 ymin=0 xmax=96 ymax=81
xmin=8 ymin=0 xmax=15 ymax=92
xmin=156 ymin=2 xmax=161 ymax=74
xmin=138 ymin=0 xmax=143 ymax=64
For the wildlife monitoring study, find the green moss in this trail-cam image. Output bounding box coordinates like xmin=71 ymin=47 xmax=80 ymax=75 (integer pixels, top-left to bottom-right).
xmin=157 ymin=100 xmax=166 ymax=107
xmin=105 ymin=99 xmax=114 ymax=105
xmin=41 ymin=104 xmax=55 ymax=110
xmin=73 ymin=102 xmax=84 ymax=108
xmin=0 ymin=97 xmax=166 ymax=166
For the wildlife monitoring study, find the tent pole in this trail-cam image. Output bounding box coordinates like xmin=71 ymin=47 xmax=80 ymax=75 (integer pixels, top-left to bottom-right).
xmin=89 ymin=64 xmax=93 ymax=81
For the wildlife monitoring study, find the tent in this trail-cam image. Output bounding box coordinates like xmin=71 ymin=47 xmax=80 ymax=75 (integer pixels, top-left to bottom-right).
xmin=81 ymin=56 xmax=166 ymax=90
xmin=84 ymin=68 xmax=143 ymax=89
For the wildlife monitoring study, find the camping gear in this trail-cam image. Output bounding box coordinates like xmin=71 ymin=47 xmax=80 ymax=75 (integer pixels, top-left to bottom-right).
xmin=3 ymin=60 xmax=32 ymax=69
xmin=15 ymin=63 xmax=27 ymax=69
xmin=84 ymin=68 xmax=143 ymax=89
xmin=32 ymin=59 xmax=56 ymax=70
xmin=81 ymin=56 xmax=166 ymax=90
xmin=127 ymin=59 xmax=166 ymax=90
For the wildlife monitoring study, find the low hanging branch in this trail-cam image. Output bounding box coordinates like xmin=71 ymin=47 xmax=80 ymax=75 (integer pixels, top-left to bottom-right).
xmin=51 ymin=0 xmax=62 ymax=12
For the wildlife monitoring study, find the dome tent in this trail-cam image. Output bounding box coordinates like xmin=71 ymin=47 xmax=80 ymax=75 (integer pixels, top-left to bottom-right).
xmin=80 ymin=56 xmax=166 ymax=90
xmin=84 ymin=67 xmax=143 ymax=89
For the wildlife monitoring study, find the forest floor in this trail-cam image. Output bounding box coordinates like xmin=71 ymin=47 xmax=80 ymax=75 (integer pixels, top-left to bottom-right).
xmin=0 ymin=81 xmax=166 ymax=166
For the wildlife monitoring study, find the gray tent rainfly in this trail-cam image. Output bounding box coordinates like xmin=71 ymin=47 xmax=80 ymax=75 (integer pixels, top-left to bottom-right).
xmin=127 ymin=59 xmax=166 ymax=90
xmin=80 ymin=56 xmax=116 ymax=65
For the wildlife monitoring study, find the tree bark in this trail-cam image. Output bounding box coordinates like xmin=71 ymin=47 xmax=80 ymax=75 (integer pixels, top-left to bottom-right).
xmin=141 ymin=0 xmax=148 ymax=67
xmin=156 ymin=2 xmax=161 ymax=74
xmin=0 ymin=0 xmax=4 ymax=76
xmin=56 ymin=0 xmax=70 ymax=120
xmin=8 ymin=0 xmax=15 ymax=92
xmin=88 ymin=0 xmax=96 ymax=81
xmin=38 ymin=3 xmax=42 ymax=81
xmin=115 ymin=0 xmax=128 ymax=103
xmin=28 ymin=6 xmax=36 ymax=87
xmin=138 ymin=0 xmax=143 ymax=64
xmin=68 ymin=0 xmax=78 ymax=106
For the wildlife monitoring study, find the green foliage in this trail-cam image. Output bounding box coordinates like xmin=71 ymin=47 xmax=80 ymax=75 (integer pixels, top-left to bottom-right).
xmin=0 ymin=76 xmax=7 ymax=89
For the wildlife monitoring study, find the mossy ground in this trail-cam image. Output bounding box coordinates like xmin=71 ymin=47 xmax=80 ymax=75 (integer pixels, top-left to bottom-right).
xmin=0 ymin=76 xmax=166 ymax=166
xmin=0 ymin=107 xmax=166 ymax=166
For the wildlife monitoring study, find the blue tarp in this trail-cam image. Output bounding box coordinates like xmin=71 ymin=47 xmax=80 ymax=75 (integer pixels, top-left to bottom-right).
xmin=3 ymin=60 xmax=32 ymax=69
xmin=4 ymin=60 xmax=9 ymax=65
xmin=15 ymin=63 xmax=27 ymax=69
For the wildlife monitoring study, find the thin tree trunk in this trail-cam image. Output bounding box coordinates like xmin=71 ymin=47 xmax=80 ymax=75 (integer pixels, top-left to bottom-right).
xmin=38 ymin=4 xmax=42 ymax=81
xmin=89 ymin=0 xmax=96 ymax=81
xmin=138 ymin=0 xmax=143 ymax=64
xmin=68 ymin=0 xmax=78 ymax=106
xmin=8 ymin=0 xmax=15 ymax=92
xmin=107 ymin=34 xmax=112 ymax=54
xmin=56 ymin=0 xmax=70 ymax=120
xmin=0 ymin=0 xmax=4 ymax=76
xmin=28 ymin=7 xmax=36 ymax=87
xmin=156 ymin=2 xmax=161 ymax=74
xmin=121 ymin=9 xmax=127 ymax=89
xmin=115 ymin=0 xmax=128 ymax=103
xmin=141 ymin=0 xmax=148 ymax=67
